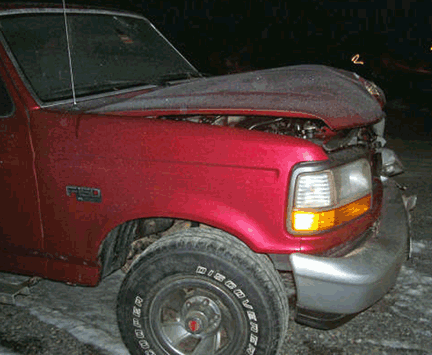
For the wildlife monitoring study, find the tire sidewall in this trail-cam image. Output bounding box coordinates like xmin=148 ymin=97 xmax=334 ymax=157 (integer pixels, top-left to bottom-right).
xmin=118 ymin=248 xmax=279 ymax=355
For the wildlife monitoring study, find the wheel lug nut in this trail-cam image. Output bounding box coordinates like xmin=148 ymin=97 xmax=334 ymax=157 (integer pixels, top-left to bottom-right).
xmin=186 ymin=301 xmax=191 ymax=308
xmin=202 ymin=299 xmax=209 ymax=306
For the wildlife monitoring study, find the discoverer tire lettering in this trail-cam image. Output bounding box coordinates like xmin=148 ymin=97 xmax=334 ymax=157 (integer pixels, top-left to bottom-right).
xmin=117 ymin=228 xmax=289 ymax=355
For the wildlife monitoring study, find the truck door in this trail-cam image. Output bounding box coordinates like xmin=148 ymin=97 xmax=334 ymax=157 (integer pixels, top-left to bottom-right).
xmin=0 ymin=69 xmax=43 ymax=252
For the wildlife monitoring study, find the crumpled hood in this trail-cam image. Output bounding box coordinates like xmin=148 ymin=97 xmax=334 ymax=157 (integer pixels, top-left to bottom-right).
xmin=94 ymin=64 xmax=383 ymax=130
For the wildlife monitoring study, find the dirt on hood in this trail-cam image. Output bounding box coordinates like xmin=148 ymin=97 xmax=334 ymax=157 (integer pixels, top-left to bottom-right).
xmin=93 ymin=64 xmax=384 ymax=131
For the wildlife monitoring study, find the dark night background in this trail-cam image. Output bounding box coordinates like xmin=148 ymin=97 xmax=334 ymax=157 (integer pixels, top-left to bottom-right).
xmin=4 ymin=0 xmax=432 ymax=73
xmin=3 ymin=0 xmax=432 ymax=109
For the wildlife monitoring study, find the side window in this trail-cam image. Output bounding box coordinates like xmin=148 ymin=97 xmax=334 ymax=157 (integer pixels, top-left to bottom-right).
xmin=0 ymin=75 xmax=14 ymax=117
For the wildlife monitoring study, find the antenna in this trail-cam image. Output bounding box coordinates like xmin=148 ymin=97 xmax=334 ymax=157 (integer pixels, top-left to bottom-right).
xmin=62 ymin=0 xmax=77 ymax=105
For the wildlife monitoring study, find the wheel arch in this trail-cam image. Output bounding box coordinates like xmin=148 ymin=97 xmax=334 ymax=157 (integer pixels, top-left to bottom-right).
xmin=97 ymin=196 xmax=277 ymax=279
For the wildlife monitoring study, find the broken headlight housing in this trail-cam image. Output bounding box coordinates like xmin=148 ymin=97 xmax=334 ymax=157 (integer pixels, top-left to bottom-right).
xmin=289 ymin=159 xmax=372 ymax=233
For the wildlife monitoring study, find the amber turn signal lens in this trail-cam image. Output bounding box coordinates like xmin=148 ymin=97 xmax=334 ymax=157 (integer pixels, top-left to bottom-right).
xmin=292 ymin=194 xmax=371 ymax=232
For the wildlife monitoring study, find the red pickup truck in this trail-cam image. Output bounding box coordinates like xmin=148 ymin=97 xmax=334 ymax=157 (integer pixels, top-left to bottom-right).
xmin=0 ymin=4 xmax=414 ymax=355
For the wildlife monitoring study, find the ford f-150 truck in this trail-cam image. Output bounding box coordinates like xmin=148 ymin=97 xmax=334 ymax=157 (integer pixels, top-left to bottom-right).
xmin=0 ymin=3 xmax=415 ymax=355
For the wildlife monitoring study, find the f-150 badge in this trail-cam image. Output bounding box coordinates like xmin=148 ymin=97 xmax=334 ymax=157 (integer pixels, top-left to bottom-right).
xmin=66 ymin=186 xmax=102 ymax=203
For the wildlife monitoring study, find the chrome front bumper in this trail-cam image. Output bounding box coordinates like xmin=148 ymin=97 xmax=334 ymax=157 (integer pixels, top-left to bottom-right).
xmin=289 ymin=179 xmax=412 ymax=316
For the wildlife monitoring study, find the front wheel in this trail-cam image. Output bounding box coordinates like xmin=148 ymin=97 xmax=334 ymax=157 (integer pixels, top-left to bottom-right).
xmin=117 ymin=228 xmax=288 ymax=355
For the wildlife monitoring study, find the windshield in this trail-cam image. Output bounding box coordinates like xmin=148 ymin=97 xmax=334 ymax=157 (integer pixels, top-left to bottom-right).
xmin=0 ymin=12 xmax=199 ymax=102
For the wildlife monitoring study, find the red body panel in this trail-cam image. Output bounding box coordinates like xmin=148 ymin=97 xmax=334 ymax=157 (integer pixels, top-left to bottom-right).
xmin=29 ymin=110 xmax=327 ymax=260
xmin=0 ymin=64 xmax=43 ymax=252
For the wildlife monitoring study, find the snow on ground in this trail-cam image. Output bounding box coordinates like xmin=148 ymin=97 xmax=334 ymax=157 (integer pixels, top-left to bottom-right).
xmin=0 ymin=271 xmax=128 ymax=355
xmin=0 ymin=347 xmax=20 ymax=355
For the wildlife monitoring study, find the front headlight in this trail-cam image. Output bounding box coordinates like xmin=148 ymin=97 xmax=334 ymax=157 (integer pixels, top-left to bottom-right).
xmin=290 ymin=159 xmax=372 ymax=233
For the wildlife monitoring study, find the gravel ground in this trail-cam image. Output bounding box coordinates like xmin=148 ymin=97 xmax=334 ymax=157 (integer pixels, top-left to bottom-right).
xmin=1 ymin=99 xmax=432 ymax=355
xmin=0 ymin=306 xmax=105 ymax=355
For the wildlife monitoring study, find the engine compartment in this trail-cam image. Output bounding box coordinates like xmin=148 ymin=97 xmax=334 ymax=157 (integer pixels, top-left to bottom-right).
xmin=160 ymin=114 xmax=385 ymax=152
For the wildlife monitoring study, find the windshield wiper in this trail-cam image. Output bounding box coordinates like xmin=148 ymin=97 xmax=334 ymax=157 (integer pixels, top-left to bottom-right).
xmin=49 ymin=73 xmax=202 ymax=100
xmin=156 ymin=72 xmax=203 ymax=85
xmin=50 ymin=79 xmax=156 ymax=99
xmin=80 ymin=79 xmax=156 ymax=92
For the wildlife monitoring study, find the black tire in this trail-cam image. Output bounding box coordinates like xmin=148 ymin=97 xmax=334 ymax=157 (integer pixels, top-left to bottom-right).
xmin=117 ymin=228 xmax=289 ymax=355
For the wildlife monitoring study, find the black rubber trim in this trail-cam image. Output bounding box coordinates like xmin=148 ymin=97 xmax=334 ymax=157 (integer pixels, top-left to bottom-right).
xmin=294 ymin=307 xmax=358 ymax=330
xmin=99 ymin=219 xmax=139 ymax=278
